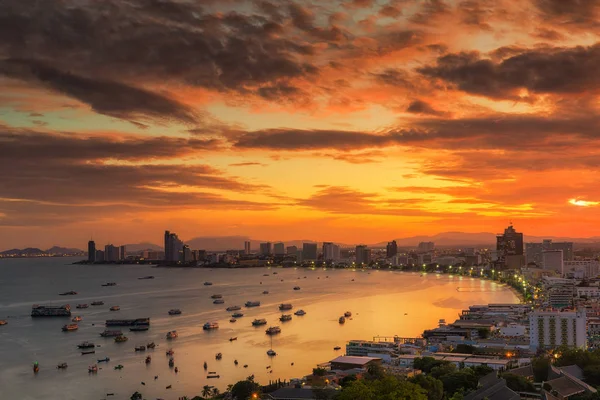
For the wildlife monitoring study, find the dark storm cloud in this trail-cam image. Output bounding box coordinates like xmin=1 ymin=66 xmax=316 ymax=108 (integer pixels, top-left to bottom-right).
xmin=406 ymin=100 xmax=447 ymax=116
xmin=289 ymin=3 xmax=348 ymax=42
xmin=418 ymin=44 xmax=600 ymax=99
xmin=409 ymin=0 xmax=450 ymax=25
xmin=534 ymin=0 xmax=600 ymax=28
xmin=0 ymin=59 xmax=200 ymax=124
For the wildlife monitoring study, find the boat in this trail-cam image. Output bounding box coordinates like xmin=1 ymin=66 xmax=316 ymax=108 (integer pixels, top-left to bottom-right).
xmin=166 ymin=330 xmax=178 ymax=339
xmin=138 ymin=276 xmax=155 ymax=280
xmin=226 ymin=305 xmax=241 ymax=311
xmin=33 ymin=362 xmax=40 ymax=373
xmin=91 ymin=301 xmax=104 ymax=306
xmin=273 ymin=272 xmax=278 ymax=275
xmin=88 ymin=364 xmax=98 ymax=373
xmin=130 ymin=326 xmax=149 ymax=332
xmin=204 ymin=282 xmax=213 ymax=286
xmin=279 ymin=303 xmax=293 ymax=310
xmin=31 ymin=304 xmax=71 ymax=317
xmin=169 ymin=358 xmax=175 ymax=367
xmin=62 ymin=324 xmax=78 ymax=332
xmin=100 ymin=330 xmax=122 ymax=337
xmin=213 ymin=299 xmax=225 ymax=304
xmin=230 ymin=318 xmax=236 ymax=323
xmin=243 ymin=364 xmax=248 ymax=368
xmin=215 ymin=353 xmax=222 ymax=360
xmin=57 ymin=363 xmax=68 ymax=369
xmin=81 ymin=350 xmax=96 ymax=355
xmin=114 ymin=364 xmax=124 ymax=370
xmin=59 ymin=291 xmax=77 ymax=296
xmin=110 ymin=306 xmax=120 ymax=311
xmin=339 ymin=316 xmax=345 ymax=324
xmin=263 ymin=274 xmax=269 ymax=276
xmin=145 ymin=356 xmax=151 ymax=364
xmin=147 ymin=342 xmax=156 ymax=349
xmin=334 ymin=346 xmax=341 ymax=350
xmin=245 ymin=301 xmax=260 ymax=307
xmin=203 ymin=361 xmax=207 ymax=370
xmin=135 ymin=345 xmax=146 ymax=351
xmin=234 ymin=359 xmax=238 ymax=365
xmin=168 ymin=309 xmax=182 ymax=315
xmin=252 ymin=318 xmax=267 ymax=326
xmin=101 ymin=282 xmax=117 ymax=286
xmin=294 ymin=309 xmax=306 ymax=316
xmin=203 ymin=322 xmax=219 ymax=330
xmin=174 ymin=367 xmax=178 ymax=373
xmin=267 ymin=349 xmax=277 ymax=356
xmin=105 ymin=318 xmax=150 ymax=327
xmin=232 ymin=312 xmax=244 ymax=318
xmin=229 ymin=337 xmax=237 ymax=341
xmin=72 ymin=316 xmax=82 ymax=322
xmin=114 ymin=335 xmax=128 ymax=343
xmin=207 ymin=374 xmax=220 ymax=379
xmin=344 ymin=311 xmax=352 ymax=317
xmin=166 ymin=349 xmax=174 ymax=356
xmin=262 ymin=291 xmax=269 ymax=294
xmin=77 ymin=341 xmax=95 ymax=349
xmin=266 ymin=326 xmax=281 ymax=335
xmin=211 ymin=294 xmax=222 ymax=299
xmin=98 ymin=357 xmax=110 ymax=363
xmin=293 ymin=286 xmax=301 ymax=290
xmin=76 ymin=304 xmax=88 ymax=309
xmin=0 ymin=320 xmax=7 ymax=325
xmin=279 ymin=314 xmax=292 ymax=322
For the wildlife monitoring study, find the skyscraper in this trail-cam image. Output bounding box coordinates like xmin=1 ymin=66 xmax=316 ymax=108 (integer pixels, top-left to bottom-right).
xmin=302 ymin=243 xmax=318 ymax=261
xmin=286 ymin=246 xmax=298 ymax=258
xmin=386 ymin=240 xmax=398 ymax=258
xmin=260 ymin=242 xmax=272 ymax=256
xmin=355 ymin=245 xmax=371 ymax=265
xmin=88 ymin=240 xmax=96 ymax=263
xmin=526 ymin=240 xmax=574 ymax=265
xmin=104 ymin=244 xmax=119 ymax=262
xmin=323 ymin=242 xmax=340 ymax=261
xmin=496 ymin=224 xmax=524 ymax=269
xmin=273 ymin=242 xmax=285 ymax=256
xmin=119 ymin=245 xmax=126 ymax=260
xmin=244 ymin=241 xmax=251 ymax=255
xmin=164 ymin=230 xmax=184 ymax=262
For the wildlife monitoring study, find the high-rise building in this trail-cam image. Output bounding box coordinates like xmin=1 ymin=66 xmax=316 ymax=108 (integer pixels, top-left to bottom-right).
xmin=164 ymin=230 xmax=184 ymax=262
xmin=526 ymin=240 xmax=573 ymax=265
xmin=323 ymin=242 xmax=340 ymax=261
xmin=88 ymin=240 xmax=96 ymax=263
xmin=417 ymin=242 xmax=435 ymax=252
xmin=386 ymin=240 xmax=398 ymax=258
xmin=302 ymin=243 xmax=318 ymax=261
xmin=273 ymin=242 xmax=285 ymax=256
xmin=286 ymin=246 xmax=298 ymax=258
xmin=260 ymin=242 xmax=272 ymax=256
xmin=182 ymin=245 xmax=192 ymax=263
xmin=355 ymin=245 xmax=371 ymax=265
xmin=119 ymin=245 xmax=126 ymax=260
xmin=529 ymin=309 xmax=586 ymax=350
xmin=542 ymin=250 xmax=564 ymax=274
xmin=104 ymin=244 xmax=119 ymax=262
xmin=95 ymin=249 xmax=105 ymax=262
xmin=496 ymin=224 xmax=524 ymax=269
xmin=244 ymin=241 xmax=251 ymax=255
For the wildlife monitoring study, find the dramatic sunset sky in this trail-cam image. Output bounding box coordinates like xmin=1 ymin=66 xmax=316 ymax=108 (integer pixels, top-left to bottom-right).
xmin=1 ymin=0 xmax=600 ymax=249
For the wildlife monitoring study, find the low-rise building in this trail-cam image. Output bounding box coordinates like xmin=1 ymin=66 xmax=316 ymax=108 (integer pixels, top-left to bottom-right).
xmin=329 ymin=356 xmax=381 ymax=371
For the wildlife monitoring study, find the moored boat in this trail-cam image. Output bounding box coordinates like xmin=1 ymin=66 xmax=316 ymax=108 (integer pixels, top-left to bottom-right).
xmin=267 ymin=349 xmax=277 ymax=356
xmin=166 ymin=330 xmax=178 ymax=339
xmin=138 ymin=276 xmax=154 ymax=280
xmin=59 ymin=291 xmax=77 ymax=296
xmin=166 ymin=349 xmax=174 ymax=356
xmin=339 ymin=316 xmax=345 ymax=324
xmin=279 ymin=303 xmax=292 ymax=310
xmin=33 ymin=362 xmax=39 ymax=373
xmin=101 ymin=282 xmax=117 ymax=286
xmin=145 ymin=355 xmax=151 ymax=364
xmin=31 ymin=304 xmax=71 ymax=317
xmin=266 ymin=326 xmax=281 ymax=335
xmin=98 ymin=357 xmax=110 ymax=362
xmin=88 ymin=364 xmax=98 ymax=373
xmin=0 ymin=320 xmax=7 ymax=325
xmin=232 ymin=312 xmax=244 ymax=318
xmin=344 ymin=311 xmax=352 ymax=317
xmin=207 ymin=374 xmax=220 ymax=378
xmin=100 ymin=329 xmax=122 ymax=337
xmin=262 ymin=290 xmax=269 ymax=294
xmin=169 ymin=358 xmax=175 ymax=367
xmin=130 ymin=326 xmax=149 ymax=332
xmin=230 ymin=318 xmax=236 ymax=323
xmin=77 ymin=341 xmax=95 ymax=349
xmin=105 ymin=318 xmax=150 ymax=326
xmin=294 ymin=309 xmax=306 ymax=316
xmin=203 ymin=322 xmax=219 ymax=330
xmin=114 ymin=364 xmax=124 ymax=370
xmin=114 ymin=335 xmax=128 ymax=343
xmin=72 ymin=316 xmax=82 ymax=322
xmin=76 ymin=304 xmax=89 ymax=309
xmin=62 ymin=324 xmax=78 ymax=332
xmin=210 ymin=294 xmax=222 ymax=299
xmin=81 ymin=350 xmax=96 ymax=355
xmin=57 ymin=362 xmax=68 ymax=369
xmin=229 ymin=337 xmax=237 ymax=341
xmin=293 ymin=286 xmax=301 ymax=290
xmin=252 ymin=318 xmax=267 ymax=326
xmin=213 ymin=299 xmax=225 ymax=304
xmin=147 ymin=342 xmax=155 ymax=349
xmin=226 ymin=305 xmax=241 ymax=311
xmin=109 ymin=306 xmax=120 ymax=311
xmin=334 ymin=346 xmax=341 ymax=350
xmin=168 ymin=309 xmax=182 ymax=315
xmin=135 ymin=345 xmax=146 ymax=351
xmin=204 ymin=282 xmax=213 ymax=286
xmin=91 ymin=301 xmax=104 ymax=306
xmin=245 ymin=301 xmax=260 ymax=307
xmin=279 ymin=314 xmax=292 ymax=322
xmin=215 ymin=353 xmax=222 ymax=360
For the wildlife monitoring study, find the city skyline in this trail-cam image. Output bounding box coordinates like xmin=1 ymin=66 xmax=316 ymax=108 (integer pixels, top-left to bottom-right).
xmin=3 ymin=1 xmax=600 ymax=249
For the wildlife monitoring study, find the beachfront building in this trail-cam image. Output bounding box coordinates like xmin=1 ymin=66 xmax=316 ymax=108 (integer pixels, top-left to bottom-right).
xmin=529 ymin=309 xmax=587 ymax=350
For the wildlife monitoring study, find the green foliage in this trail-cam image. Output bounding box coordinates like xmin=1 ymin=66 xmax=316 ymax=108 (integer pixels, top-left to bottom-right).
xmin=313 ymin=367 xmax=327 ymax=376
xmin=502 ymin=373 xmax=536 ymax=392
xmin=231 ymin=379 xmax=260 ymax=400
xmin=439 ymin=369 xmax=479 ymax=396
xmin=532 ymin=357 xmax=550 ymax=382
xmin=583 ymin=365 xmax=600 ymax=386
xmin=571 ymin=392 xmax=600 ymax=400
xmin=430 ymin=363 xmax=457 ymax=379
xmin=365 ymin=363 xmax=386 ymax=380
xmin=449 ymin=390 xmax=465 ymax=400
xmin=453 ymin=344 xmax=475 ymax=354
xmin=471 ymin=365 xmax=494 ymax=380
xmin=413 ymin=357 xmax=452 ymax=374
xmin=477 ymin=328 xmax=490 ymax=339
xmin=409 ymin=374 xmax=444 ymax=400
xmin=339 ymin=374 xmax=357 ymax=387
xmin=336 ymin=376 xmax=428 ymax=400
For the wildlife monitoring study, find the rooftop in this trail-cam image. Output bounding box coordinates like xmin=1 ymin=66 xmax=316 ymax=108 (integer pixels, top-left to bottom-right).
xmin=329 ymin=356 xmax=381 ymax=365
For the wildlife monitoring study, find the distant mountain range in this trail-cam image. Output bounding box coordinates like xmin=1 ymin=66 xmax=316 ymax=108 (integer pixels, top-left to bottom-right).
xmin=0 ymin=246 xmax=84 ymax=256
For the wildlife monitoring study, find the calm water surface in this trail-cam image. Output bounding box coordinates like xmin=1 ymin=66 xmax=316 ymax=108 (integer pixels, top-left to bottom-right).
xmin=0 ymin=258 xmax=518 ymax=399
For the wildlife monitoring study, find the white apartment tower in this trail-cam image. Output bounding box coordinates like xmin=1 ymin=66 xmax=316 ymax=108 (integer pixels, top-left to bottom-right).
xmin=529 ymin=309 xmax=587 ymax=350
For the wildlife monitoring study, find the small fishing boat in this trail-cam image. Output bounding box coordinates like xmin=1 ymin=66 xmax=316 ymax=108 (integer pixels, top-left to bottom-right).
xmin=207 ymin=374 xmax=220 ymax=379
xmin=57 ymin=363 xmax=68 ymax=369
xmin=135 ymin=345 xmax=146 ymax=351
xmin=109 ymin=306 xmax=120 ymax=311
xmin=294 ymin=309 xmax=306 ymax=316
xmin=203 ymin=322 xmax=219 ymax=330
xmin=114 ymin=364 xmax=124 ymax=370
xmin=169 ymin=358 xmax=175 ymax=368
xmin=101 ymin=282 xmax=117 ymax=286
xmin=166 ymin=349 xmax=174 ymax=356
xmin=174 ymin=367 xmax=178 ymax=373
xmin=77 ymin=341 xmax=95 ymax=349
xmin=59 ymin=291 xmax=77 ymax=296
xmin=100 ymin=330 xmax=122 ymax=337
xmin=145 ymin=356 xmax=151 ymax=364
xmin=279 ymin=314 xmax=292 ymax=322
xmin=230 ymin=318 xmax=236 ymax=323
xmin=344 ymin=311 xmax=352 ymax=317
xmin=130 ymin=326 xmax=149 ymax=332
xmin=252 ymin=318 xmax=267 ymax=326
xmin=266 ymin=326 xmax=281 ymax=335
xmin=213 ymin=299 xmax=225 ymax=304
xmin=81 ymin=350 xmax=96 ymax=355
xmin=91 ymin=301 xmax=104 ymax=306
xmin=293 ymin=286 xmax=301 ymax=290
xmin=88 ymin=364 xmax=98 ymax=373
xmin=33 ymin=362 xmax=39 ymax=373
xmin=72 ymin=316 xmax=82 ymax=322
xmin=138 ymin=276 xmax=154 ymax=280
xmin=76 ymin=304 xmax=89 ymax=309
xmin=339 ymin=316 xmax=345 ymax=324
xmin=203 ymin=361 xmax=207 ymax=370
xmin=232 ymin=312 xmax=244 ymax=318
xmin=62 ymin=324 xmax=78 ymax=332
xmin=229 ymin=337 xmax=237 ymax=341
xmin=168 ymin=309 xmax=182 ymax=315
xmin=166 ymin=330 xmax=178 ymax=339
xmin=262 ymin=290 xmax=269 ymax=294
xmin=226 ymin=305 xmax=241 ymax=311
xmin=273 ymin=272 xmax=278 ymax=275
xmin=243 ymin=364 xmax=248 ymax=368
xmin=114 ymin=335 xmax=128 ymax=343
xmin=234 ymin=359 xmax=238 ymax=365
xmin=211 ymin=294 xmax=222 ymax=299
xmin=98 ymin=357 xmax=110 ymax=363
xmin=263 ymin=274 xmax=269 ymax=276
xmin=147 ymin=342 xmax=155 ymax=349
xmin=267 ymin=349 xmax=277 ymax=356
xmin=245 ymin=301 xmax=260 ymax=307
xmin=279 ymin=303 xmax=293 ymax=310
xmin=215 ymin=353 xmax=222 ymax=360
xmin=204 ymin=282 xmax=213 ymax=286
xmin=334 ymin=346 xmax=342 ymax=351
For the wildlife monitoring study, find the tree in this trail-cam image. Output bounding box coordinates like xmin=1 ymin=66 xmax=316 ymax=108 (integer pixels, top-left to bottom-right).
xmin=430 ymin=363 xmax=457 ymax=379
xmin=340 ymin=374 xmax=357 ymax=387
xmin=231 ymin=379 xmax=260 ymax=400
xmin=202 ymin=385 xmax=213 ymax=399
xmin=337 ymin=376 xmax=427 ymax=400
xmin=313 ymin=367 xmax=327 ymax=376
xmin=413 ymin=357 xmax=450 ymax=374
xmin=211 ymin=387 xmax=220 ymax=397
xmin=532 ymin=357 xmax=550 ymax=382
xmin=453 ymin=344 xmax=475 ymax=354
xmin=440 ymin=369 xmax=479 ymax=396
xmin=410 ymin=374 xmax=444 ymax=400
xmin=584 ymin=365 xmax=600 ymax=386
xmin=366 ymin=363 xmax=386 ymax=380
xmin=477 ymin=328 xmax=490 ymax=339
xmin=502 ymin=373 xmax=536 ymax=392
xmin=336 ymin=380 xmax=373 ymax=400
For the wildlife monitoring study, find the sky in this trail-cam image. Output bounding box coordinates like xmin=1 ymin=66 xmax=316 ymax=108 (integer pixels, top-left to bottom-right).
xmin=1 ymin=0 xmax=600 ymax=249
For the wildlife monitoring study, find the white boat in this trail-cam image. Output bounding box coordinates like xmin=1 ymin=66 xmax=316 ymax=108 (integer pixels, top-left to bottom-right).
xmin=203 ymin=322 xmax=219 ymax=330
xmin=294 ymin=309 xmax=306 ymax=316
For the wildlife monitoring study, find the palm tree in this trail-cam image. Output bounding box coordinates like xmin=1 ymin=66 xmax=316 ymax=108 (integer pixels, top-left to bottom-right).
xmin=201 ymin=385 xmax=213 ymax=398
xmin=226 ymin=384 xmax=234 ymax=393
xmin=211 ymin=387 xmax=220 ymax=397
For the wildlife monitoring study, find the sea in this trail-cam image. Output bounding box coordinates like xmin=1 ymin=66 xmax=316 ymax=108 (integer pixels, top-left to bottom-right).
xmin=0 ymin=257 xmax=519 ymax=400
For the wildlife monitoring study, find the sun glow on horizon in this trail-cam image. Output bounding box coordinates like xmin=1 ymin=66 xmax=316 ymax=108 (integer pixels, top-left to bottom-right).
xmin=569 ymin=199 xmax=600 ymax=207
